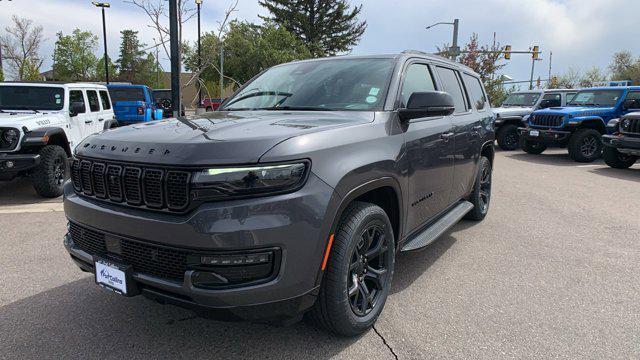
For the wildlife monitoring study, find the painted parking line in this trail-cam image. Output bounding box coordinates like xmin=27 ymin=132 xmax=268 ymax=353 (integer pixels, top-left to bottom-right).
xmin=576 ymin=164 xmax=602 ymax=168
xmin=0 ymin=202 xmax=64 ymax=214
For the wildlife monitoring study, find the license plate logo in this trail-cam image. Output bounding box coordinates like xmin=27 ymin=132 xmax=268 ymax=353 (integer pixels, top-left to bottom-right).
xmin=530 ymin=130 xmax=540 ymax=137
xmin=95 ymin=260 xmax=127 ymax=295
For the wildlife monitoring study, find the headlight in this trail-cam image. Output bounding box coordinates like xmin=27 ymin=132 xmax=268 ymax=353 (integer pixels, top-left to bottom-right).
xmin=607 ymin=118 xmax=620 ymax=128
xmin=620 ymin=118 xmax=631 ymax=131
xmin=2 ymin=128 xmax=20 ymax=144
xmin=192 ymin=162 xmax=309 ymax=200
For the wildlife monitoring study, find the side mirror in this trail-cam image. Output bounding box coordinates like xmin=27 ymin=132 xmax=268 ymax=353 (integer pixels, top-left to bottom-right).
xmin=538 ymin=99 xmax=551 ymax=109
xmin=398 ymin=91 xmax=455 ymax=121
xmin=69 ymin=102 xmax=85 ymax=117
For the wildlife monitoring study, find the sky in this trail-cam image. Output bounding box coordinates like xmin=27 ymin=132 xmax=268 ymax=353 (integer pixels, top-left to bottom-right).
xmin=1 ymin=0 xmax=639 ymax=88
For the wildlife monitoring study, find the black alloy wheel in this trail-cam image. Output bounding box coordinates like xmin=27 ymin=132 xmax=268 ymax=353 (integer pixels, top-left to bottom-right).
xmin=347 ymin=224 xmax=390 ymax=317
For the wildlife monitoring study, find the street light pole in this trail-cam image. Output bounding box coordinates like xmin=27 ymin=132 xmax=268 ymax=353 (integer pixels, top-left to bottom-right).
xmin=92 ymin=2 xmax=111 ymax=84
xmin=169 ymin=0 xmax=181 ymax=118
xmin=196 ymin=0 xmax=202 ymax=106
xmin=426 ymin=19 xmax=460 ymax=59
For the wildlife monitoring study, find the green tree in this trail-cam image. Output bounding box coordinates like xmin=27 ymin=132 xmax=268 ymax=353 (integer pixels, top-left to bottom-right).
xmin=259 ymin=0 xmax=366 ymax=57
xmin=0 ymin=66 xmax=4 ymax=82
xmin=52 ymin=29 xmax=99 ymax=81
xmin=184 ymin=21 xmax=311 ymax=96
xmin=455 ymin=33 xmax=507 ymax=106
xmin=116 ymin=30 xmax=157 ymax=86
xmin=95 ymin=55 xmax=118 ymax=83
xmin=609 ymin=51 xmax=640 ymax=84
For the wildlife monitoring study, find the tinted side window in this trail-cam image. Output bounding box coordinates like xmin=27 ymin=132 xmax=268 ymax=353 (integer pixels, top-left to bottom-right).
xmin=99 ymin=90 xmax=112 ymax=110
xmin=462 ymin=73 xmax=486 ymax=110
xmin=541 ymin=93 xmax=561 ymax=108
xmin=625 ymin=91 xmax=640 ymax=109
xmin=400 ymin=63 xmax=436 ymax=108
xmin=87 ymin=90 xmax=100 ymax=112
xmin=436 ymin=66 xmax=467 ymax=113
xmin=69 ymin=90 xmax=86 ymax=113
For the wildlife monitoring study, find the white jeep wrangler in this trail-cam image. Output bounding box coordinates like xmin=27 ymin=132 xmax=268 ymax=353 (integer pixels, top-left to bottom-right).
xmin=0 ymin=82 xmax=118 ymax=197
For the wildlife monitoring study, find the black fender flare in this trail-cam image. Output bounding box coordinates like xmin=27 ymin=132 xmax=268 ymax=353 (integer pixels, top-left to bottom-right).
xmin=103 ymin=119 xmax=119 ymax=130
xmin=21 ymin=127 xmax=71 ymax=155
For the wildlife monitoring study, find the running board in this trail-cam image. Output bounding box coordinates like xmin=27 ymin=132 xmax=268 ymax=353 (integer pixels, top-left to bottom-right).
xmin=401 ymin=201 xmax=474 ymax=252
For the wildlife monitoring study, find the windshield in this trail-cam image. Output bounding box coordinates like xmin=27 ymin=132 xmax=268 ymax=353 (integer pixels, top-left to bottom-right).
xmin=221 ymin=58 xmax=395 ymax=111
xmin=0 ymin=86 xmax=65 ymax=111
xmin=109 ymin=88 xmax=146 ymax=102
xmin=501 ymin=92 xmax=541 ymax=107
xmin=568 ymin=90 xmax=623 ymax=107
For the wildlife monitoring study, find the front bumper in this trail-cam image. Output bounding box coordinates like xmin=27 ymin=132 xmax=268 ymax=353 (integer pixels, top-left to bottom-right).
xmin=602 ymin=134 xmax=640 ymax=156
xmin=519 ymin=127 xmax=571 ymax=146
xmin=0 ymin=153 xmax=40 ymax=181
xmin=63 ymin=172 xmax=337 ymax=320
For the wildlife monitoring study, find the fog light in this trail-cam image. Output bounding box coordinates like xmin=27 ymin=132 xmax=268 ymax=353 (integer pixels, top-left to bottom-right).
xmin=5 ymin=161 xmax=14 ymax=169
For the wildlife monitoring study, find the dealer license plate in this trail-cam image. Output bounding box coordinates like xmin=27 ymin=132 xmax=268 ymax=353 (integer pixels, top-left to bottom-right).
xmin=95 ymin=259 xmax=128 ymax=295
xmin=529 ymin=130 xmax=540 ymax=137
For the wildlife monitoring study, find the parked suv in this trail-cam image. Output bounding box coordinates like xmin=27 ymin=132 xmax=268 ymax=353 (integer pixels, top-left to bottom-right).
xmin=152 ymin=89 xmax=186 ymax=118
xmin=0 ymin=82 xmax=116 ymax=197
xmin=493 ymin=89 xmax=576 ymax=150
xmin=107 ymin=84 xmax=162 ymax=124
xmin=63 ymin=53 xmax=495 ymax=336
xmin=602 ymin=112 xmax=640 ymax=168
xmin=520 ymin=86 xmax=640 ymax=162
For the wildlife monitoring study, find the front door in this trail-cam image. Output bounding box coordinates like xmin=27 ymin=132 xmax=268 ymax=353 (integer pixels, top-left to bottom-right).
xmin=401 ymin=62 xmax=455 ymax=234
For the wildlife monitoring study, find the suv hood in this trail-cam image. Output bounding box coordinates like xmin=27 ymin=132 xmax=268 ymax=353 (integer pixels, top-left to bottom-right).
xmin=0 ymin=111 xmax=67 ymax=131
xmin=76 ymin=110 xmax=375 ymax=165
xmin=533 ymin=106 xmax=614 ymax=117
xmin=493 ymin=106 xmax=533 ymax=117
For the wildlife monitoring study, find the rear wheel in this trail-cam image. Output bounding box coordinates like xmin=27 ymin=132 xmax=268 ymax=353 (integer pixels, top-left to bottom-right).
xmin=568 ymin=128 xmax=603 ymax=162
xmin=465 ymin=156 xmax=492 ymax=221
xmin=32 ymin=145 xmax=68 ymax=198
xmin=521 ymin=138 xmax=547 ymax=154
xmin=603 ymin=147 xmax=638 ymax=169
xmin=496 ymin=124 xmax=520 ymax=150
xmin=310 ymin=202 xmax=395 ymax=336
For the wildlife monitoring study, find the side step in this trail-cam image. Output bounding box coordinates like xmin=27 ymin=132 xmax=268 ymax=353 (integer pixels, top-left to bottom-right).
xmin=401 ymin=201 xmax=474 ymax=252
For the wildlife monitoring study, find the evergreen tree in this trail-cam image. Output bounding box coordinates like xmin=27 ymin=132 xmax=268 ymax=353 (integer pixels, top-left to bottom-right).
xmin=96 ymin=55 xmax=117 ymax=83
xmin=259 ymin=0 xmax=366 ymax=57
xmin=52 ymin=29 xmax=99 ymax=81
xmin=116 ymin=30 xmax=157 ymax=86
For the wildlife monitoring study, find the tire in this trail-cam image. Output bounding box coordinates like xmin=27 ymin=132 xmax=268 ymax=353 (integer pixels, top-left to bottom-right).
xmin=496 ymin=124 xmax=520 ymax=150
xmin=568 ymin=128 xmax=603 ymax=163
xmin=32 ymin=145 xmax=68 ymax=198
xmin=521 ymin=138 xmax=547 ymax=154
xmin=310 ymin=202 xmax=395 ymax=336
xmin=603 ymin=146 xmax=638 ymax=169
xmin=205 ymin=107 xmax=212 ymax=112
xmin=465 ymin=156 xmax=492 ymax=221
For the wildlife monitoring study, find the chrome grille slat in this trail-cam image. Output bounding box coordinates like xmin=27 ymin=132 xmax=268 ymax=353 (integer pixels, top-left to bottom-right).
xmin=622 ymin=118 xmax=640 ymax=135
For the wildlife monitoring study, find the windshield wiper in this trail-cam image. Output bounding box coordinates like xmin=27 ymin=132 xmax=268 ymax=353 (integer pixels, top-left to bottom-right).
xmin=262 ymin=105 xmax=335 ymax=111
xmin=223 ymin=91 xmax=293 ymax=109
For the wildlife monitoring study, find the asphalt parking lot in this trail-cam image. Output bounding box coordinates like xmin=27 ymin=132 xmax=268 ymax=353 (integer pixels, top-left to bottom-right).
xmin=1 ymin=149 xmax=639 ymax=359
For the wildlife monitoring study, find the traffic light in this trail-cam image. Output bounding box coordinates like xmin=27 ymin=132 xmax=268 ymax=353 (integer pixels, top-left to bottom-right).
xmin=532 ymin=45 xmax=540 ymax=60
xmin=504 ymin=45 xmax=512 ymax=60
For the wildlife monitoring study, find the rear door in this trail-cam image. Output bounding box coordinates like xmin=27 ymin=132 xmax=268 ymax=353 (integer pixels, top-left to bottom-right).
xmin=401 ymin=61 xmax=455 ymax=234
xmin=434 ymin=66 xmax=481 ymax=202
xmin=98 ymin=89 xmax=114 ymax=127
xmin=85 ymin=89 xmax=102 ymax=134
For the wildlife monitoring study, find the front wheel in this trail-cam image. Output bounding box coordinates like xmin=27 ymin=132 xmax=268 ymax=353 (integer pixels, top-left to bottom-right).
xmin=496 ymin=124 xmax=520 ymax=150
xmin=310 ymin=202 xmax=395 ymax=336
xmin=603 ymin=147 xmax=638 ymax=169
xmin=465 ymin=156 xmax=492 ymax=221
xmin=32 ymin=145 xmax=68 ymax=198
xmin=568 ymin=128 xmax=603 ymax=162
xmin=521 ymin=138 xmax=547 ymax=154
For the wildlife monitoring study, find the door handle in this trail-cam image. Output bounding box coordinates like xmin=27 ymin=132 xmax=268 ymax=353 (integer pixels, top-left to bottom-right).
xmin=471 ymin=125 xmax=483 ymax=137
xmin=85 ymin=120 xmax=93 ymax=124
xmin=472 ymin=125 xmax=483 ymax=131
xmin=441 ymin=132 xmax=454 ymax=142
xmin=98 ymin=118 xmax=104 ymax=122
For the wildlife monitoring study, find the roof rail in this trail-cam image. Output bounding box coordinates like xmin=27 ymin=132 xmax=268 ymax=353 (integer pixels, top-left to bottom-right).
xmin=401 ymin=49 xmax=430 ymax=56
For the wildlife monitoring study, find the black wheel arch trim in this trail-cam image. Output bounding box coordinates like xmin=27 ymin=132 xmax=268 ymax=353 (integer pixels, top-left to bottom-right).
xmin=21 ymin=127 xmax=71 ymax=155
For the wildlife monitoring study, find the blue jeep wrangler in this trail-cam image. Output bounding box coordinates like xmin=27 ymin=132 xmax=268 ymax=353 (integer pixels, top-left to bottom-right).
xmin=107 ymin=84 xmax=163 ymax=125
xmin=520 ymin=86 xmax=640 ymax=162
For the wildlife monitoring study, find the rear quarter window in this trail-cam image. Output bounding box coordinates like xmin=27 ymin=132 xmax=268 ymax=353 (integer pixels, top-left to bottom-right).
xmin=462 ymin=73 xmax=487 ymax=110
xmin=99 ymin=90 xmax=112 ymax=110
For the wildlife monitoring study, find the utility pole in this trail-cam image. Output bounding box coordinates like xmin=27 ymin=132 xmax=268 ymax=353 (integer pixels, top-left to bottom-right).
xmin=426 ymin=19 xmax=460 ymax=60
xmin=93 ymin=2 xmax=111 ymax=84
xmin=169 ymin=0 xmax=181 ymax=117
xmin=196 ymin=0 xmax=202 ymax=106
xmin=529 ymin=58 xmax=536 ymax=90
xmin=153 ymin=38 xmax=160 ymax=88
xmin=220 ymin=47 xmax=224 ymax=99
xmin=0 ymin=39 xmax=4 ymax=80
xmin=548 ymin=51 xmax=553 ymax=88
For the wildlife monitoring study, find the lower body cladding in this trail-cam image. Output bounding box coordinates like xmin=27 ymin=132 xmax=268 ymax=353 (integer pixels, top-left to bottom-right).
xmin=62 ymin=172 xmax=336 ymax=321
xmin=518 ymin=127 xmax=571 ymax=146
xmin=603 ymin=134 xmax=640 ymax=156
xmin=0 ymin=153 xmax=40 ymax=181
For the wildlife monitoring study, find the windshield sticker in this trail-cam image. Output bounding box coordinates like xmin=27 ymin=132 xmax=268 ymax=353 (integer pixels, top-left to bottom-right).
xmin=366 ymin=96 xmax=377 ymax=104
xmin=369 ymin=87 xmax=380 ymax=96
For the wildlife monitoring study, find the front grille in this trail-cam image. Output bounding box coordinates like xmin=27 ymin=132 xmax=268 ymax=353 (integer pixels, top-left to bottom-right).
xmin=71 ymin=158 xmax=191 ymax=212
xmin=621 ymin=117 xmax=640 ymax=135
xmin=69 ymin=222 xmax=188 ymax=281
xmin=531 ymin=114 xmax=564 ymax=127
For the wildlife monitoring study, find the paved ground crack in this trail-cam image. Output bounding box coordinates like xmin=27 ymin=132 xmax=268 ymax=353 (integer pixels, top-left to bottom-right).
xmin=373 ymin=325 xmax=399 ymax=360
